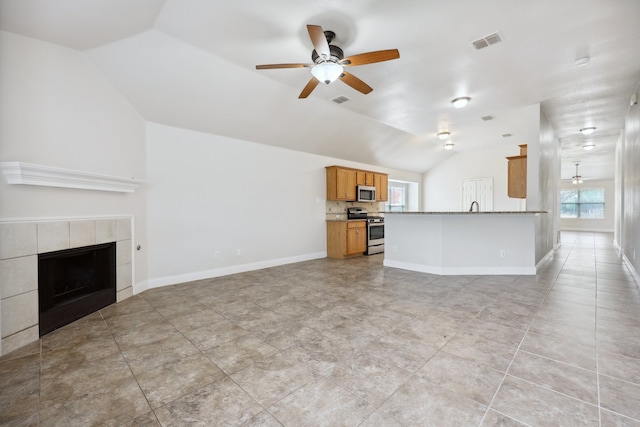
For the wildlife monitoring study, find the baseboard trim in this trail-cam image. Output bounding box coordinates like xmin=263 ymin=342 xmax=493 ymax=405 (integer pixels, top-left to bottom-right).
xmin=621 ymin=254 xmax=640 ymax=289
xmin=559 ymin=227 xmax=614 ymax=233
xmin=382 ymin=259 xmax=536 ymax=276
xmin=143 ymin=252 xmax=326 ymax=290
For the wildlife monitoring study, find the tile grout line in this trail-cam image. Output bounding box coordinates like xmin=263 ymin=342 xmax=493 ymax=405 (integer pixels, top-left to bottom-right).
xmin=477 ymin=240 xmax=569 ymax=426
xmin=594 ymin=233 xmax=603 ymax=427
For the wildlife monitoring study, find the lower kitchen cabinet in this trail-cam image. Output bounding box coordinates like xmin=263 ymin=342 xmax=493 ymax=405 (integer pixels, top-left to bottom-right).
xmin=326 ymin=220 xmax=367 ymax=258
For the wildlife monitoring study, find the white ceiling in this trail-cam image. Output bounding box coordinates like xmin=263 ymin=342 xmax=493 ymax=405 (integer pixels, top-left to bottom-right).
xmin=2 ymin=0 xmax=639 ymax=180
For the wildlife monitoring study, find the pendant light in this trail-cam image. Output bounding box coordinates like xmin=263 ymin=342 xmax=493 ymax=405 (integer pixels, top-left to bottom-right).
xmin=572 ymin=163 xmax=583 ymax=185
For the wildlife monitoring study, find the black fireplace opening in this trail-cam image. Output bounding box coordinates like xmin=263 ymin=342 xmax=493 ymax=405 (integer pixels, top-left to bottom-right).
xmin=38 ymin=242 xmax=116 ymax=336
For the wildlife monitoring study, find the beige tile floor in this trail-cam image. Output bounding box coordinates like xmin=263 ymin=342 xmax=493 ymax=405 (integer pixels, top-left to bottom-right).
xmin=2 ymin=231 xmax=640 ymax=426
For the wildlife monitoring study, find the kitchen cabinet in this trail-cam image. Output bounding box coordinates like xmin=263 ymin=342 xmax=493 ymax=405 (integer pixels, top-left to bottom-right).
xmin=326 ymin=166 xmax=356 ymax=201
xmin=506 ymin=144 xmax=527 ymax=199
xmin=356 ymin=171 xmax=374 ymax=186
xmin=326 ymin=221 xmax=367 ymax=258
xmin=326 ymin=165 xmax=388 ymax=202
xmin=375 ymin=173 xmax=388 ymax=201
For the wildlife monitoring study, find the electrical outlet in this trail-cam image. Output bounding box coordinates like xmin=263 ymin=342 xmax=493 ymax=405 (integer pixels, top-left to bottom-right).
xmin=500 ymin=250 xmax=506 ymax=258
xmin=214 ymin=250 xmax=221 ymax=259
xmin=236 ymin=249 xmax=242 ymax=256
xmin=392 ymin=245 xmax=398 ymax=253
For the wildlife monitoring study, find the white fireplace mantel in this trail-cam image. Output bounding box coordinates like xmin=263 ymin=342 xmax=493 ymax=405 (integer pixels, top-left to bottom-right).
xmin=0 ymin=162 xmax=143 ymax=193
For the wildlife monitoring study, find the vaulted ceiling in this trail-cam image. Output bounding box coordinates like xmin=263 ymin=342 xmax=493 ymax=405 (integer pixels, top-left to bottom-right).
xmin=2 ymin=0 xmax=639 ymax=181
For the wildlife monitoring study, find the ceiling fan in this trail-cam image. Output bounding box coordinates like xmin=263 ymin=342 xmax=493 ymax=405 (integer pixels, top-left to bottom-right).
xmin=256 ymin=24 xmax=400 ymax=99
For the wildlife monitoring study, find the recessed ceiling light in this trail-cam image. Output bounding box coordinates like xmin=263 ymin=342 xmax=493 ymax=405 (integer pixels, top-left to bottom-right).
xmin=443 ymin=142 xmax=455 ymax=150
xmin=451 ymin=97 xmax=471 ymax=109
xmin=580 ymin=127 xmax=596 ymax=135
xmin=583 ymin=143 xmax=595 ymax=151
xmin=437 ymin=131 xmax=451 ymax=140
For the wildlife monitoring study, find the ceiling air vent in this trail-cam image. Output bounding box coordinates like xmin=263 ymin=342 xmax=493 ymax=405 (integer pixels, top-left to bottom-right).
xmin=502 ymin=133 xmax=513 ymax=138
xmin=332 ymin=96 xmax=350 ymax=104
xmin=472 ymin=32 xmax=503 ymax=50
xmin=481 ymin=115 xmax=495 ymax=121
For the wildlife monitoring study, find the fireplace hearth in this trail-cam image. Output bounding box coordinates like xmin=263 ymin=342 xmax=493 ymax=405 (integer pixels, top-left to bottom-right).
xmin=38 ymin=242 xmax=116 ymax=336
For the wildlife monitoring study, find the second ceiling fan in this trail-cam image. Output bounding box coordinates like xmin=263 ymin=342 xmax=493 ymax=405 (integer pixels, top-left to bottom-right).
xmin=256 ymin=24 xmax=400 ymax=98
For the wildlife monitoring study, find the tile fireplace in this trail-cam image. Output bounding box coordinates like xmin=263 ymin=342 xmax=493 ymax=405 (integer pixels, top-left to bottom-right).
xmin=0 ymin=217 xmax=134 ymax=355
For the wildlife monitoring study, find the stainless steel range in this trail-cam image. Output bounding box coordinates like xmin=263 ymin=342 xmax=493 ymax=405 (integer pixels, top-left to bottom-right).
xmin=366 ymin=216 xmax=384 ymax=255
xmin=347 ymin=208 xmax=384 ymax=255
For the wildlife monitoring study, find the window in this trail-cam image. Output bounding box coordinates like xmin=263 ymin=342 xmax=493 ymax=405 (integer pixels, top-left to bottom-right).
xmin=561 ymin=188 xmax=605 ymax=219
xmin=387 ymin=184 xmax=406 ymax=212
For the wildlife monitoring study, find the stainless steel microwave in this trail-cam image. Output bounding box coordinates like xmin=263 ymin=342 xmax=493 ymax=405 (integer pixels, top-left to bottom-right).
xmin=357 ymin=185 xmax=376 ymax=202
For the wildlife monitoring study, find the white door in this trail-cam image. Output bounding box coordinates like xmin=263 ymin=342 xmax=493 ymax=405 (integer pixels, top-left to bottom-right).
xmin=476 ymin=178 xmax=493 ymax=211
xmin=461 ymin=178 xmax=493 ymax=211
xmin=462 ymin=180 xmax=476 ymax=211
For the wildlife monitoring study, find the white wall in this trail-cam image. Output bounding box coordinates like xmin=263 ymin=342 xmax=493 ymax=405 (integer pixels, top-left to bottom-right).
xmin=619 ymin=83 xmax=640 ymax=277
xmin=422 ymin=144 xmax=525 ymax=212
xmin=0 ymin=30 xmax=147 ymax=269
xmin=144 ymin=122 xmax=421 ymax=289
xmin=560 ymin=180 xmax=615 ymax=232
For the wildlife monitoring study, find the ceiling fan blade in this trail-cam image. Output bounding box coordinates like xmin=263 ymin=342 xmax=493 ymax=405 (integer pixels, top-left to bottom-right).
xmin=299 ymin=77 xmax=320 ymax=98
xmin=256 ymin=63 xmax=311 ymax=70
xmin=339 ymin=71 xmax=373 ymax=94
xmin=342 ymin=49 xmax=400 ymax=66
xmin=307 ymin=24 xmax=330 ymax=59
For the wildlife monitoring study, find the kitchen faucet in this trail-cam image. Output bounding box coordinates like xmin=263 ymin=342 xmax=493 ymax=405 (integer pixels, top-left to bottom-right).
xmin=469 ymin=201 xmax=479 ymax=212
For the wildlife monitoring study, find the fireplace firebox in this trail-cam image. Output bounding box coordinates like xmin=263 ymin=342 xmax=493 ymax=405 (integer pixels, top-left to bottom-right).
xmin=38 ymin=242 xmax=116 ymax=336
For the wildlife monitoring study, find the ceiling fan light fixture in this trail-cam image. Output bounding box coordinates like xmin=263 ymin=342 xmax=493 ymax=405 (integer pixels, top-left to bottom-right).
xmin=311 ymin=62 xmax=343 ymax=84
xmin=580 ymin=126 xmax=596 ymax=135
xmin=437 ymin=131 xmax=451 ymax=140
xmin=443 ymin=142 xmax=455 ymax=150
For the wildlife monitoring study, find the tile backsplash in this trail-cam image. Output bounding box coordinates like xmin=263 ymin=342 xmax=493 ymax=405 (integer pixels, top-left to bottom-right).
xmin=325 ymin=201 xmax=386 ymax=220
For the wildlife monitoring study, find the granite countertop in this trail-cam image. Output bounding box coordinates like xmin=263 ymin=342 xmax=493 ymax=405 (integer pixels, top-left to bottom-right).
xmin=385 ymin=211 xmax=547 ymax=215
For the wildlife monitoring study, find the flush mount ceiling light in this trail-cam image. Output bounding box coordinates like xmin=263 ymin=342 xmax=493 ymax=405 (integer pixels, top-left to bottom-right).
xmin=580 ymin=127 xmax=596 ymax=135
xmin=443 ymin=142 xmax=455 ymax=150
xmin=451 ymin=97 xmax=471 ymax=109
xmin=583 ymin=143 xmax=595 ymax=151
xmin=437 ymin=131 xmax=451 ymax=140
xmin=572 ymin=162 xmax=583 ymax=185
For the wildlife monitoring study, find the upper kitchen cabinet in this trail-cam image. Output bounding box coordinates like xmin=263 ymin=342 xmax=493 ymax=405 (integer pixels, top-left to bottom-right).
xmin=375 ymin=173 xmax=388 ymax=201
xmin=326 ymin=166 xmax=356 ymax=201
xmin=506 ymin=144 xmax=527 ymax=198
xmin=356 ymin=171 xmax=374 ymax=186
xmin=326 ymin=165 xmax=389 ymax=202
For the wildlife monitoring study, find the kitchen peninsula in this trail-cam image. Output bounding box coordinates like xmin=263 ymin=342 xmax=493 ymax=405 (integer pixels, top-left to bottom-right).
xmin=383 ymin=211 xmax=546 ymax=275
